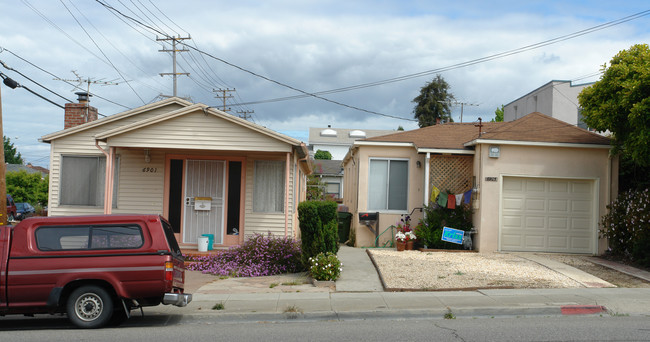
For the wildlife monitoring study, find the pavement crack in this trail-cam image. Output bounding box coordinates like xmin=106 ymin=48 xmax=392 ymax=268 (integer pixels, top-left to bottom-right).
xmin=434 ymin=322 xmax=467 ymax=342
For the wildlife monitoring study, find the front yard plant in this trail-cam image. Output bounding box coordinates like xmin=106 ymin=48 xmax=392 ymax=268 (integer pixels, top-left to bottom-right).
xmin=601 ymin=188 xmax=650 ymax=267
xmin=186 ymin=233 xmax=303 ymax=277
xmin=308 ymin=252 xmax=343 ymax=281
xmin=414 ymin=197 xmax=473 ymax=249
xmin=298 ymin=200 xmax=339 ymax=266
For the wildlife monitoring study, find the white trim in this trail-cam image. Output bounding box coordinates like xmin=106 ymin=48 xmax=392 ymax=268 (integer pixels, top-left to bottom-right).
xmin=417 ymin=148 xmax=475 ymax=155
xmin=354 ymin=141 xmax=414 ymax=148
xmin=465 ymin=139 xmax=610 ymax=149
xmin=498 ymin=174 xmax=599 ymax=255
xmin=423 ymin=152 xmax=430 ymax=206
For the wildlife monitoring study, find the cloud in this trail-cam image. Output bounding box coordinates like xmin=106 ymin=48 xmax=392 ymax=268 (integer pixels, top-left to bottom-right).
xmin=0 ymin=0 xmax=647 ymax=167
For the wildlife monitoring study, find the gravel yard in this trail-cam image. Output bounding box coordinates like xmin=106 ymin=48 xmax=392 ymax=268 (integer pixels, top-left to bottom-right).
xmin=369 ymin=250 xmax=586 ymax=290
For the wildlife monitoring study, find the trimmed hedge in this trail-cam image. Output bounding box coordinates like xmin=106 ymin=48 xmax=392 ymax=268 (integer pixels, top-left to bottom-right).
xmin=298 ymin=200 xmax=339 ymax=266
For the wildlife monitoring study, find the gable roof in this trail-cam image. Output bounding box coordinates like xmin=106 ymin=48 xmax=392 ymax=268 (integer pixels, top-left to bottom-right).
xmin=40 ymin=97 xmax=193 ymax=143
xmin=473 ymin=112 xmax=610 ymax=145
xmin=94 ymin=104 xmax=302 ymax=146
xmin=360 ymin=112 xmax=610 ymax=151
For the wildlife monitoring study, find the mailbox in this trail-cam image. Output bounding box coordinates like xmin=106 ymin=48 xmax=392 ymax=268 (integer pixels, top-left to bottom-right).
xmin=358 ymin=212 xmax=378 ymax=224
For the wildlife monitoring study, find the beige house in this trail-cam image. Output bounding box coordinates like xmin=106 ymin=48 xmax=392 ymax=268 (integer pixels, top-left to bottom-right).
xmin=342 ymin=113 xmax=617 ymax=255
xmin=40 ymin=96 xmax=311 ymax=250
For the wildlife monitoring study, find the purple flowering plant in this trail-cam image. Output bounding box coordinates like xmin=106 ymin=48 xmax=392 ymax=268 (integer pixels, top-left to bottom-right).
xmin=185 ymin=233 xmax=303 ymax=277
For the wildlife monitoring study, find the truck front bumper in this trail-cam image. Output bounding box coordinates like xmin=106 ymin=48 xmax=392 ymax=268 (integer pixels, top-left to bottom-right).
xmin=163 ymin=292 xmax=192 ymax=307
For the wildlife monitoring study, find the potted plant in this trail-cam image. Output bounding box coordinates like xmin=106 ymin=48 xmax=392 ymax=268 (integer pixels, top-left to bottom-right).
xmin=395 ymin=231 xmax=407 ymax=251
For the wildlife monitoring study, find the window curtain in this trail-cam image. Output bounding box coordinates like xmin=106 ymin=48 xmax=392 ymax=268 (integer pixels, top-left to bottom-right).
xmin=60 ymin=156 xmax=119 ymax=207
xmin=253 ymin=160 xmax=285 ymax=213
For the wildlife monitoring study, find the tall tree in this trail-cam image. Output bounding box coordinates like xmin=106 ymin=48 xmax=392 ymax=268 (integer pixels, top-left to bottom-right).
xmin=412 ymin=75 xmax=455 ymax=127
xmin=578 ymin=44 xmax=650 ymax=167
xmin=491 ymin=105 xmax=504 ymax=122
xmin=3 ymin=136 xmax=23 ymax=164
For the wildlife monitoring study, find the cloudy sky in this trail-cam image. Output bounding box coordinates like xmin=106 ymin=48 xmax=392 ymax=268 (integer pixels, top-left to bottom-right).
xmin=0 ymin=0 xmax=648 ymax=167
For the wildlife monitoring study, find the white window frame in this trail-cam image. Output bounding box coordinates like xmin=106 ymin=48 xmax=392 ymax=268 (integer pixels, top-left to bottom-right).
xmin=59 ymin=155 xmax=119 ymax=207
xmin=367 ymin=158 xmax=409 ymax=212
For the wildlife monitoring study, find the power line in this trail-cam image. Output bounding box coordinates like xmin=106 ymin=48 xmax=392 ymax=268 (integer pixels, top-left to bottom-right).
xmin=94 ymin=0 xmax=416 ymax=121
xmin=157 ymin=35 xmax=191 ymax=97
xmin=0 ymin=47 xmax=129 ymax=111
xmin=0 ymin=59 xmax=73 ymax=103
xmin=1 ymin=72 xmax=64 ymax=109
xmin=59 ymin=0 xmax=146 ymax=104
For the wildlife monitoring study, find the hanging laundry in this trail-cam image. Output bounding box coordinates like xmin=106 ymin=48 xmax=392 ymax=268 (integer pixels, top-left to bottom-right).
xmin=438 ymin=192 xmax=448 ymax=207
xmin=455 ymin=193 xmax=463 ymax=206
xmin=447 ymin=194 xmax=456 ymax=209
xmin=430 ymin=185 xmax=440 ymax=204
xmin=464 ymin=189 xmax=473 ymax=204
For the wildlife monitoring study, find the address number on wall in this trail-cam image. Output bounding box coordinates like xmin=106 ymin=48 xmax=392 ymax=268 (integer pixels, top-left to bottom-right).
xmin=142 ymin=167 xmax=157 ymax=173
xmin=485 ymin=177 xmax=498 ymax=182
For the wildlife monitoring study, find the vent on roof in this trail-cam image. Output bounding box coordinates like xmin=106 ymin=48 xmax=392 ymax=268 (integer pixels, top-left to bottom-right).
xmin=349 ymin=130 xmax=366 ymax=138
xmin=320 ymin=128 xmax=337 ymax=137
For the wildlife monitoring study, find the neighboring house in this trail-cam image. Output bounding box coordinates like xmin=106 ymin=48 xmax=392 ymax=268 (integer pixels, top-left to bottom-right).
xmin=343 ymin=113 xmax=617 ymax=255
xmin=40 ymin=95 xmax=312 ymax=250
xmin=312 ymin=159 xmax=344 ymax=200
xmin=6 ymin=164 xmax=49 ymax=179
xmin=503 ymin=80 xmax=592 ymax=129
xmin=308 ymin=126 xmax=395 ymax=160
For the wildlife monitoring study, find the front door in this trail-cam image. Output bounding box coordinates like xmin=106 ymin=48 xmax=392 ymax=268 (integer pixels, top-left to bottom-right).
xmin=183 ymin=160 xmax=225 ymax=245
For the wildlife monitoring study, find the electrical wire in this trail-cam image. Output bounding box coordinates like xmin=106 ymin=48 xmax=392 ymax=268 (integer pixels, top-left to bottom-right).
xmin=0 ymin=47 xmax=128 ymax=113
xmin=94 ymin=0 xmax=416 ymax=121
xmin=1 ymin=72 xmax=64 ymax=109
xmin=0 ymin=59 xmax=73 ymax=103
xmin=59 ymin=0 xmax=146 ymax=104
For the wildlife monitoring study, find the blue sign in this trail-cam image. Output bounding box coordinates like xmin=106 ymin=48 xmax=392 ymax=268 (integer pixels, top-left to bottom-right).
xmin=441 ymin=227 xmax=464 ymax=244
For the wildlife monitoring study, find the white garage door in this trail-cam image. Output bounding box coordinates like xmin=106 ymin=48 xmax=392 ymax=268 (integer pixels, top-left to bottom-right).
xmin=500 ymin=177 xmax=596 ymax=254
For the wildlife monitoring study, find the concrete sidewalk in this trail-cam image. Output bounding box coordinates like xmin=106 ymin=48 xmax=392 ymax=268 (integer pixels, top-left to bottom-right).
xmin=158 ymin=246 xmax=650 ymax=322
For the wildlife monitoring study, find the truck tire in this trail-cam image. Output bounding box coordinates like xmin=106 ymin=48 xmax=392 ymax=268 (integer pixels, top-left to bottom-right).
xmin=67 ymin=286 xmax=114 ymax=328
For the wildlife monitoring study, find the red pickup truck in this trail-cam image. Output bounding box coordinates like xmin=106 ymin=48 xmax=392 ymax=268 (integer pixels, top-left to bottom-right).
xmin=0 ymin=214 xmax=191 ymax=328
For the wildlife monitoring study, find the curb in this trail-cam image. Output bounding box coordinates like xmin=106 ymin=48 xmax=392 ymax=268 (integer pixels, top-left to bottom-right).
xmin=178 ymin=305 xmax=606 ymax=323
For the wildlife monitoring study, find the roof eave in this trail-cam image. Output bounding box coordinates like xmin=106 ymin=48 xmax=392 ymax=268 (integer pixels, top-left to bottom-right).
xmin=464 ymin=139 xmax=611 ymax=149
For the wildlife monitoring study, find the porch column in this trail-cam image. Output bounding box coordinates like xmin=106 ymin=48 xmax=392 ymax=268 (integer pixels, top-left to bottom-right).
xmin=285 ymin=152 xmax=290 ymax=237
xmin=104 ymin=147 xmax=116 ymax=214
xmin=423 ymin=152 xmax=430 ymax=206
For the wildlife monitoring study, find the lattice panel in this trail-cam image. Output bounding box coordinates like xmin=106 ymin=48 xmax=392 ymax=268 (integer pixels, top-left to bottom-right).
xmin=429 ymin=155 xmax=473 ymax=194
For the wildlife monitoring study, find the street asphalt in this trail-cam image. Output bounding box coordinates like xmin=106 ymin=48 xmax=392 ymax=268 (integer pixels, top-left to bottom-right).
xmin=151 ymin=246 xmax=650 ymax=322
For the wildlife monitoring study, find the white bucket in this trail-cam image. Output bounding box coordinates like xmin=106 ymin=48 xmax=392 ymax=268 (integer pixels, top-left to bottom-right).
xmin=197 ymin=236 xmax=209 ymax=252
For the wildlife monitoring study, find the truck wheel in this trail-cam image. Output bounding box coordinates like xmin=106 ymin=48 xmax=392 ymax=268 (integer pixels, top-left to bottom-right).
xmin=67 ymin=286 xmax=114 ymax=328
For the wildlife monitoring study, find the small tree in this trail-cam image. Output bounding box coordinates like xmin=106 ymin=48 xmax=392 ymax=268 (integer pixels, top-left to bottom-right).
xmin=314 ymin=150 xmax=332 ymax=160
xmin=6 ymin=170 xmax=48 ymax=205
xmin=491 ymin=105 xmax=504 ymax=122
xmin=4 ymin=136 xmax=24 ymax=165
xmin=412 ymin=75 xmax=455 ymax=127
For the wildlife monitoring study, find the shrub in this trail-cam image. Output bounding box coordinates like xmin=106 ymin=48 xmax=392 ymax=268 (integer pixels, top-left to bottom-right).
xmin=298 ymin=200 xmax=339 ymax=266
xmin=601 ymin=188 xmax=650 ymax=266
xmin=186 ymin=233 xmax=303 ymax=277
xmin=308 ymin=252 xmax=342 ymax=281
xmin=414 ymin=198 xmax=473 ymax=249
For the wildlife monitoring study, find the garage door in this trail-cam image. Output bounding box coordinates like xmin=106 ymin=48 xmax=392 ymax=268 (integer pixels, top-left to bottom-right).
xmin=500 ymin=177 xmax=595 ymax=254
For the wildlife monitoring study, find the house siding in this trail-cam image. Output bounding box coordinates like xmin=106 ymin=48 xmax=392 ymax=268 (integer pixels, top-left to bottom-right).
xmin=105 ymin=111 xmax=291 ymax=152
xmin=243 ymin=154 xmax=295 ymax=237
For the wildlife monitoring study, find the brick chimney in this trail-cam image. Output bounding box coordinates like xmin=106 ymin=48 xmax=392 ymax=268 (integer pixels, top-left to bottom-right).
xmin=64 ymin=92 xmax=98 ymax=129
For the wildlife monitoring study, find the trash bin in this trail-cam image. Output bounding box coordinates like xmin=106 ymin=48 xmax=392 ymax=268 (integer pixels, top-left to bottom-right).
xmin=337 ymin=212 xmax=352 ymax=243
xmin=202 ymin=234 xmax=214 ymax=251
xmin=197 ymin=236 xmax=209 ymax=252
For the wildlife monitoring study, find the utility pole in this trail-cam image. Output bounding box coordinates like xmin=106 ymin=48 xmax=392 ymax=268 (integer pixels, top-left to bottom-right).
xmin=213 ymin=88 xmax=235 ymax=112
xmin=157 ymin=35 xmax=191 ymax=97
xmin=0 ymin=75 xmax=9 ymax=225
xmin=454 ymin=101 xmax=479 ymax=123
xmin=237 ymin=110 xmax=254 ymax=121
